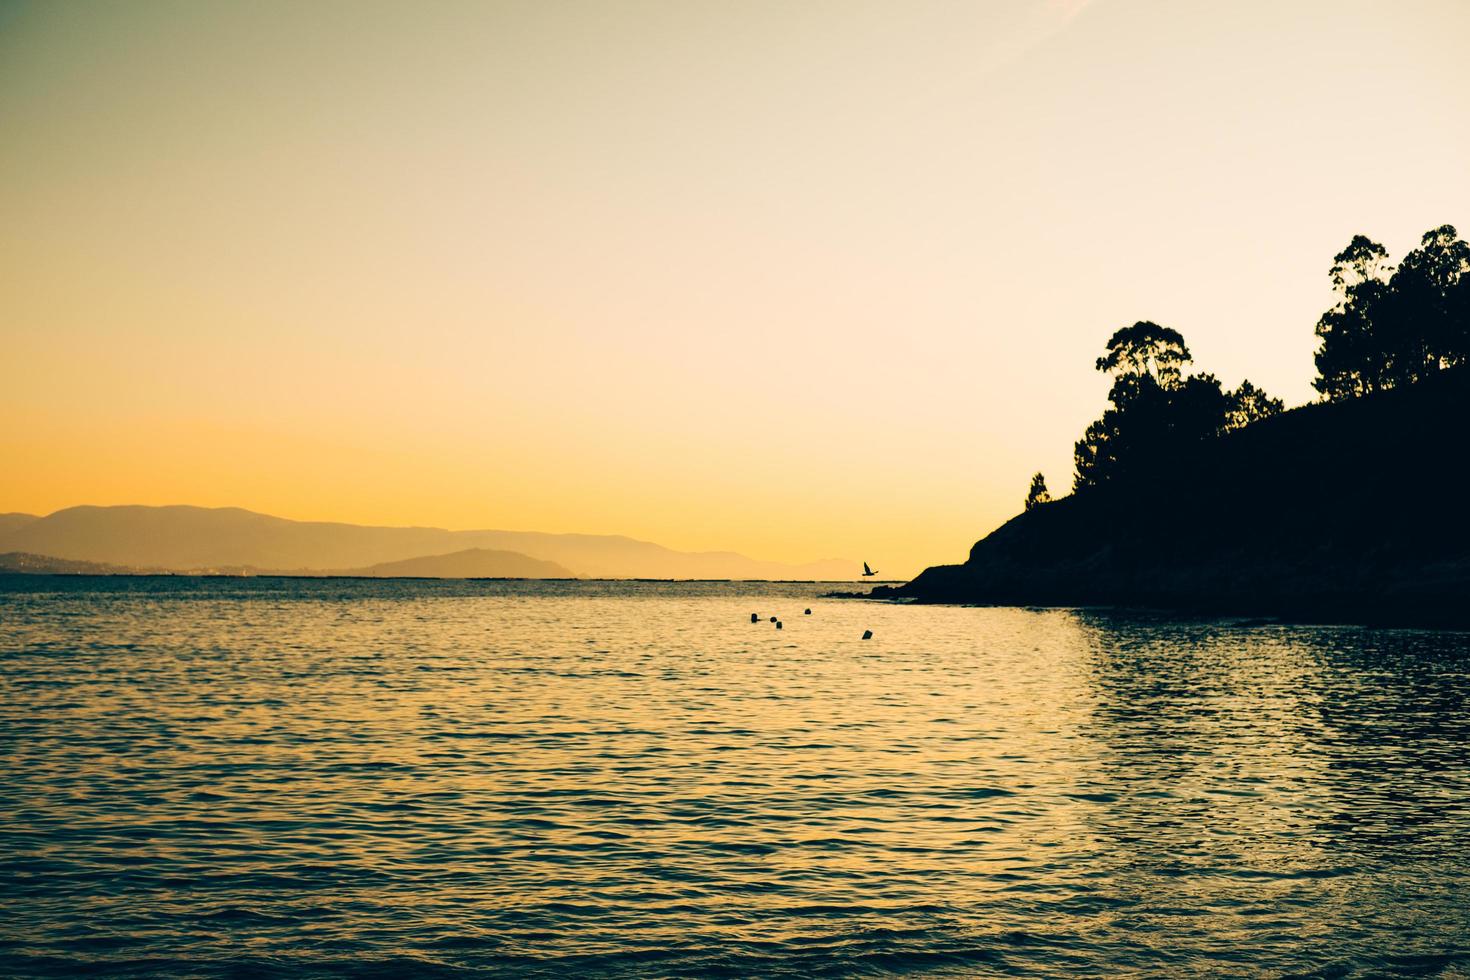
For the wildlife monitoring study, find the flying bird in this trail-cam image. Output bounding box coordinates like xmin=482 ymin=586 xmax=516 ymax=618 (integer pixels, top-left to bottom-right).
xmin=862 ymin=562 xmax=878 ymax=577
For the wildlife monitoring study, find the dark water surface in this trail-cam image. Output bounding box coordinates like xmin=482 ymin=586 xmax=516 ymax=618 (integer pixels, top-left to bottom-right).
xmin=3 ymin=576 xmax=1470 ymax=978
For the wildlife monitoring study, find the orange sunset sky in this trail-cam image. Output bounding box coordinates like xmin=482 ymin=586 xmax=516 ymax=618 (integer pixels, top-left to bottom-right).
xmin=3 ymin=0 xmax=1468 ymax=577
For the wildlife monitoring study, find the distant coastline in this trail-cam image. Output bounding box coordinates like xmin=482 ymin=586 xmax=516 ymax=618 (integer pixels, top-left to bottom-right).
xmin=0 ymin=560 xmax=898 ymax=586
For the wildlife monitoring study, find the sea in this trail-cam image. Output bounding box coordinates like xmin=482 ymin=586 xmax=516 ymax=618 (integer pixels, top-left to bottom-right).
xmin=2 ymin=576 xmax=1469 ymax=978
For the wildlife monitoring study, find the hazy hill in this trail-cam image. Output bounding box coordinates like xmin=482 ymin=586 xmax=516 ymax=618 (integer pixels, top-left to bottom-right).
xmin=328 ymin=549 xmax=573 ymax=579
xmin=878 ymin=367 xmax=1470 ymax=626
xmin=0 ymin=506 xmax=856 ymax=580
xmin=0 ymin=514 xmax=38 ymax=535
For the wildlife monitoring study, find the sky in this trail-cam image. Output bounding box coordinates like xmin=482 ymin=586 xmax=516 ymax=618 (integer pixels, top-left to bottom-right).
xmin=2 ymin=0 xmax=1468 ymax=577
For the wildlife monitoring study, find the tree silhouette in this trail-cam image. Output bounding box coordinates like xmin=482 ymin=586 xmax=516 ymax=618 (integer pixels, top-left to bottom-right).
xmin=1025 ymin=472 xmax=1051 ymax=511
xmin=1095 ymin=321 xmax=1191 ymax=389
xmin=1391 ymin=225 xmax=1470 ymax=375
xmin=1331 ymin=235 xmax=1392 ymax=290
xmin=1315 ymin=225 xmax=1470 ymax=400
xmin=1075 ymin=323 xmax=1282 ymax=490
xmin=1314 ymin=235 xmax=1394 ymax=400
xmin=1227 ymin=380 xmax=1284 ymax=430
xmin=1077 ymin=322 xmax=1195 ymax=489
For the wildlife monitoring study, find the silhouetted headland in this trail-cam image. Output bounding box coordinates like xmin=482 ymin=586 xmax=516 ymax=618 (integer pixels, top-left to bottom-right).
xmin=857 ymin=225 xmax=1470 ymax=628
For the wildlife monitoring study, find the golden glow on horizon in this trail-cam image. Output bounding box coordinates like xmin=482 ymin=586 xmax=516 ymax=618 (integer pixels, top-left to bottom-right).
xmin=3 ymin=0 xmax=1469 ymax=575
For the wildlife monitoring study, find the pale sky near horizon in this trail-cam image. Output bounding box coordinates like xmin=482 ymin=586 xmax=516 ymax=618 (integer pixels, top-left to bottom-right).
xmin=3 ymin=0 xmax=1468 ymax=576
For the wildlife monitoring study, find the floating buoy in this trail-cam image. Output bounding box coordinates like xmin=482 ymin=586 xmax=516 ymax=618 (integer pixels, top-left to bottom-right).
xmin=804 ymin=608 xmax=812 ymax=615
xmin=861 ymin=630 xmax=873 ymax=640
xmin=751 ymin=613 xmax=759 ymax=623
xmin=776 ymin=621 xmax=783 ymax=629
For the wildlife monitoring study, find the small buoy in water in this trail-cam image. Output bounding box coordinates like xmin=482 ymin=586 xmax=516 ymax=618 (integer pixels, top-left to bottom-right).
xmin=776 ymin=621 xmax=783 ymax=629
xmin=861 ymin=630 xmax=873 ymax=640
xmin=751 ymin=613 xmax=759 ymax=623
xmin=770 ymin=616 xmax=778 ymax=623
xmin=804 ymin=608 xmax=812 ymax=615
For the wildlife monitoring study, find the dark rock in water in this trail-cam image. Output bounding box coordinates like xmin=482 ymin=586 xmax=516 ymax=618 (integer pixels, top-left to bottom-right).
xmin=776 ymin=621 xmax=783 ymax=629
xmin=804 ymin=608 xmax=811 ymax=615
xmin=861 ymin=629 xmax=873 ymax=640
xmin=751 ymin=613 xmax=759 ymax=623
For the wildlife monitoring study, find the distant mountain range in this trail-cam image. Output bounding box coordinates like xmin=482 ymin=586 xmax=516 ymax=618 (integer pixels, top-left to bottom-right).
xmin=0 ymin=547 xmax=573 ymax=579
xmin=0 ymin=506 xmax=857 ymax=580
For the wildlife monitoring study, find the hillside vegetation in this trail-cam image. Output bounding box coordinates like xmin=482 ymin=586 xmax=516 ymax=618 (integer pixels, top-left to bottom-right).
xmin=881 ymin=225 xmax=1470 ymax=626
xmin=882 ymin=367 xmax=1470 ymax=624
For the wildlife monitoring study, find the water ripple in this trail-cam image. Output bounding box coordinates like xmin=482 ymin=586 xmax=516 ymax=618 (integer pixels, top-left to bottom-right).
xmin=2 ymin=577 xmax=1470 ymax=977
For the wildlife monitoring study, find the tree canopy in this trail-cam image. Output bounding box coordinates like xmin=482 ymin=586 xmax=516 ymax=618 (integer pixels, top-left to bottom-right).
xmin=1074 ymin=323 xmax=1281 ymax=490
xmin=1049 ymin=223 xmax=1461 ymax=503
xmin=1315 ymin=225 xmax=1470 ymax=400
xmin=1024 ymin=473 xmax=1051 ymax=511
xmin=1094 ymin=321 xmax=1191 ymax=388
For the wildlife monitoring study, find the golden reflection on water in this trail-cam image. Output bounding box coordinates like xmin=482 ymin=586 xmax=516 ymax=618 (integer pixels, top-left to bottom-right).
xmin=2 ymin=578 xmax=1469 ymax=977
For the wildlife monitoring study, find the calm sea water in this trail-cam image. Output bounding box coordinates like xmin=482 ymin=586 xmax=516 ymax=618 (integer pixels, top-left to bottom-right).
xmin=2 ymin=576 xmax=1470 ymax=978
